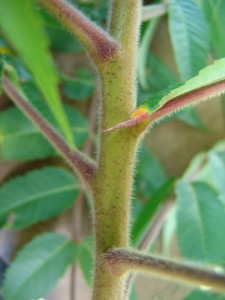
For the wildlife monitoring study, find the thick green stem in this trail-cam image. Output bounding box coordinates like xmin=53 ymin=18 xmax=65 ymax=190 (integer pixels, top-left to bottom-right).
xmin=91 ymin=1 xmax=142 ymax=299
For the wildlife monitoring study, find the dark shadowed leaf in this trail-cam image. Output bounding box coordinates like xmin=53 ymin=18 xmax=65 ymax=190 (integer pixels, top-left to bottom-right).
xmin=62 ymin=68 xmax=95 ymax=101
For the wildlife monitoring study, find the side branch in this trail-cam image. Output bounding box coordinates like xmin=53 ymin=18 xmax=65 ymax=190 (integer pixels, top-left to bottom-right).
xmin=3 ymin=76 xmax=96 ymax=184
xmin=104 ymin=79 xmax=225 ymax=133
xmin=105 ymin=249 xmax=225 ymax=294
xmin=151 ymin=80 xmax=225 ymax=123
xmin=39 ymin=0 xmax=120 ymax=63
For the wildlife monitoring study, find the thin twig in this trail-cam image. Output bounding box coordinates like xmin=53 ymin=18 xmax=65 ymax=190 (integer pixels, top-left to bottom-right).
xmin=3 ymin=75 xmax=96 ymax=184
xmin=39 ymin=0 xmax=120 ymax=63
xmin=104 ymin=79 xmax=225 ymax=133
xmin=105 ymin=249 xmax=225 ymax=294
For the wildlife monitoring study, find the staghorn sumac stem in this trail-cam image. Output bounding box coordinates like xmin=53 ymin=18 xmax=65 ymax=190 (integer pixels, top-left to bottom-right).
xmin=91 ymin=1 xmax=143 ymax=299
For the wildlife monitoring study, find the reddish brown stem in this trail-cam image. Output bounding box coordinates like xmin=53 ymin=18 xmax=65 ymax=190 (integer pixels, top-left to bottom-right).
xmin=151 ymin=80 xmax=225 ymax=122
xmin=2 ymin=76 xmax=96 ymax=184
xmin=39 ymin=0 xmax=120 ymax=63
xmin=104 ymin=79 xmax=225 ymax=133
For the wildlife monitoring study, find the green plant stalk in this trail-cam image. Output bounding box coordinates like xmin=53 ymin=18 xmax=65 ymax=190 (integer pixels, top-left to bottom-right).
xmin=91 ymin=1 xmax=142 ymax=299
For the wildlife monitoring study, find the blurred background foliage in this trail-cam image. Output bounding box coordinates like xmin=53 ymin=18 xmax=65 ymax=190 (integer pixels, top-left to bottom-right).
xmin=0 ymin=0 xmax=225 ymax=299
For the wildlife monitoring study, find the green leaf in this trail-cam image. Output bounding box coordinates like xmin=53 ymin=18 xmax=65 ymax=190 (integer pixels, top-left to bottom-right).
xmin=196 ymin=0 xmax=225 ymax=58
xmin=162 ymin=204 xmax=176 ymax=255
xmin=0 ymin=106 xmax=88 ymax=161
xmin=62 ymin=68 xmax=95 ymax=101
xmin=182 ymin=152 xmax=211 ymax=184
xmin=176 ymin=180 xmax=225 ymax=264
xmin=22 ymin=79 xmax=89 ymax=147
xmin=3 ymin=233 xmax=75 ymax=300
xmin=77 ymin=0 xmax=108 ymax=24
xmin=169 ymin=0 xmax=209 ymax=80
xmin=138 ymin=19 xmax=159 ymax=90
xmin=129 ymin=284 xmax=138 ymax=300
xmin=185 ymin=290 xmax=225 ymax=300
xmin=0 ymin=0 xmax=74 ymax=146
xmin=0 ymin=107 xmax=55 ymax=161
xmin=140 ymin=58 xmax=225 ymax=114
xmin=0 ymin=82 xmax=88 ymax=160
xmin=138 ymin=53 xmax=177 ymax=104
xmin=76 ymin=236 xmax=94 ymax=286
xmin=0 ymin=55 xmax=4 ymax=94
xmin=0 ymin=167 xmax=79 ymax=228
xmin=135 ymin=146 xmax=167 ymax=197
xmin=137 ymin=53 xmax=205 ymax=130
xmin=208 ymin=152 xmax=225 ymax=200
xmin=131 ymin=178 xmax=175 ymax=246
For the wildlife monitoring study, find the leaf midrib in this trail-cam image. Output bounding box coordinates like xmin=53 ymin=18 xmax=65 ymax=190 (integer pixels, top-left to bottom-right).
xmin=8 ymin=239 xmax=73 ymax=300
xmin=2 ymin=126 xmax=87 ymax=140
xmin=190 ymin=185 xmax=209 ymax=260
xmin=0 ymin=184 xmax=78 ymax=216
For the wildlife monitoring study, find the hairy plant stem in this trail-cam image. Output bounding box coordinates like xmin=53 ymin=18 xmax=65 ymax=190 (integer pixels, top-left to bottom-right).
xmin=2 ymin=76 xmax=96 ymax=185
xmin=91 ymin=1 xmax=142 ymax=299
xmin=105 ymin=249 xmax=225 ymax=294
xmin=40 ymin=0 xmax=120 ymax=64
